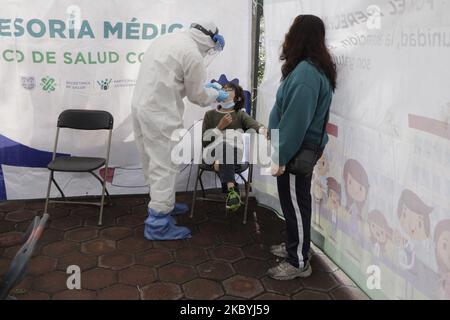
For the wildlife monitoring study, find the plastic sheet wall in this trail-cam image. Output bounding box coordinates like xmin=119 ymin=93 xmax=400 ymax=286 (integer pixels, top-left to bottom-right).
xmin=254 ymin=0 xmax=450 ymax=299
xmin=0 ymin=0 xmax=253 ymax=200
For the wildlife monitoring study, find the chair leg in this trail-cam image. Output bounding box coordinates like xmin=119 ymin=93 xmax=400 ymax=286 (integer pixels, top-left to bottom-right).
xmin=199 ymin=171 xmax=206 ymax=198
xmin=52 ymin=177 xmax=66 ymax=200
xmin=44 ymin=171 xmax=53 ymax=213
xmin=243 ymin=180 xmax=250 ymax=225
xmin=91 ymin=172 xmax=110 ymax=201
xmin=190 ymin=169 xmax=201 ymax=219
xmin=98 ymin=170 xmax=108 ymax=226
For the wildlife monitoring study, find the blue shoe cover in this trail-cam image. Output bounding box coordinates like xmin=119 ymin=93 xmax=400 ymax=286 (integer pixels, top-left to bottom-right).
xmin=170 ymin=203 xmax=189 ymax=216
xmin=144 ymin=209 xmax=191 ymax=240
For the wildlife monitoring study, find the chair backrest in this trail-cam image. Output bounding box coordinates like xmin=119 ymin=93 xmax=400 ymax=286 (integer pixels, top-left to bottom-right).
xmin=0 ymin=213 xmax=49 ymax=300
xmin=58 ymin=109 xmax=113 ymax=130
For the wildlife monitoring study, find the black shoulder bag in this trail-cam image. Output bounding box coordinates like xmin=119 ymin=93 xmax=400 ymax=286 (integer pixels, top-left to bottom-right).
xmin=286 ymin=107 xmax=330 ymax=176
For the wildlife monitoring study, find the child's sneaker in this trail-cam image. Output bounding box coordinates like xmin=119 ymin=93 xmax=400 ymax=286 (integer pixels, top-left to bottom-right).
xmin=226 ymin=187 xmax=241 ymax=211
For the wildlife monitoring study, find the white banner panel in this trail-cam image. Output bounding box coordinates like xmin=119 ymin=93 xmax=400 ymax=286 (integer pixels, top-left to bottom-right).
xmin=255 ymin=0 xmax=450 ymax=299
xmin=0 ymin=0 xmax=253 ymax=200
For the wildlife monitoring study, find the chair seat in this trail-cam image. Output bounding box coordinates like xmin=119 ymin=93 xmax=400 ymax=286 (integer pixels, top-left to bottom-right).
xmin=199 ymin=162 xmax=249 ymax=173
xmin=48 ymin=156 xmax=106 ymax=172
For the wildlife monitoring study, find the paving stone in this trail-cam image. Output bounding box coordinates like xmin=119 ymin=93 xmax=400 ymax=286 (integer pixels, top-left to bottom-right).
xmin=158 ymin=263 xmax=197 ymax=284
xmin=42 ymin=240 xmax=79 ymax=257
xmin=223 ymin=275 xmax=264 ymax=299
xmin=57 ymin=253 xmax=98 ymax=272
xmin=28 ymin=256 xmax=58 ymax=275
xmin=81 ymin=239 xmax=115 ymax=255
xmin=175 ymin=246 xmax=208 ymax=265
xmin=38 ymin=229 xmax=65 ymax=245
xmin=261 ymin=276 xmax=304 ymax=295
xmin=198 ymin=220 xmax=228 ymax=235
xmin=100 ymin=226 xmax=133 ymax=240
xmin=0 ymin=201 xmax=25 ymax=212
xmin=141 ymin=282 xmax=182 ymax=300
xmin=136 ymin=249 xmax=173 ymax=267
xmin=242 ymin=243 xmax=272 ymax=261
xmin=293 ymin=289 xmax=332 ymax=300
xmin=153 ymin=240 xmax=188 ymax=250
xmin=119 ymin=265 xmax=156 ymax=286
xmin=186 ymin=233 xmax=219 ymax=248
xmin=330 ymin=286 xmax=369 ymax=300
xmin=209 ymin=246 xmax=244 ymax=262
xmin=84 ymin=215 xmax=116 ymax=227
xmin=116 ymin=215 xmax=144 ymax=227
xmin=233 ymin=258 xmax=269 ymax=279
xmin=197 ymin=260 xmax=234 ymax=281
xmin=65 ymin=226 xmax=98 ymax=242
xmin=53 ymin=289 xmax=97 ymax=300
xmin=98 ymin=284 xmax=139 ymax=300
xmin=0 ymin=221 xmax=16 ymax=233
xmin=18 ymin=291 xmax=50 ymax=300
xmin=82 ymin=268 xmax=117 ymax=290
xmin=32 ymin=271 xmax=68 ymax=294
xmin=220 ymin=230 xmax=253 ymax=247
xmin=0 ymin=232 xmax=23 ymax=248
xmin=49 ymin=216 xmax=83 ymax=231
xmin=71 ymin=207 xmax=99 ymax=219
xmin=117 ymin=237 xmax=152 ymax=252
xmin=301 ymin=271 xmax=340 ymax=292
xmin=183 ymin=279 xmax=224 ymax=300
xmin=254 ymin=292 xmax=290 ymax=300
xmin=99 ymin=252 xmax=135 ymax=270
xmin=5 ymin=210 xmax=36 ymax=222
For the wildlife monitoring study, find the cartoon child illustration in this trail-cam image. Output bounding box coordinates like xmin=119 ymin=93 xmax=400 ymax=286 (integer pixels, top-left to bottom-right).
xmin=434 ymin=219 xmax=450 ymax=299
xmin=326 ymin=177 xmax=341 ymax=241
xmin=343 ymin=159 xmax=369 ymax=238
xmin=395 ymin=189 xmax=433 ymax=299
xmin=368 ymin=210 xmax=393 ymax=259
xmin=312 ymin=154 xmax=329 ymax=229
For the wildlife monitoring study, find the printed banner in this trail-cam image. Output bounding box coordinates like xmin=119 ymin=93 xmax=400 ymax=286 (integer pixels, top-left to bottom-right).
xmin=0 ymin=0 xmax=253 ymax=200
xmin=255 ymin=0 xmax=450 ymax=299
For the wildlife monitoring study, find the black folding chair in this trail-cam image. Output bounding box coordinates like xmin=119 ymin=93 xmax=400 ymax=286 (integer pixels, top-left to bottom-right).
xmin=44 ymin=109 xmax=114 ymax=225
xmin=190 ymin=162 xmax=251 ymax=224
xmin=0 ymin=213 xmax=49 ymax=300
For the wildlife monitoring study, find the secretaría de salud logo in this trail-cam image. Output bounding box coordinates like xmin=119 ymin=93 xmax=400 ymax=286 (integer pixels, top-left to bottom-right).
xmin=21 ymin=76 xmax=36 ymax=90
xmin=40 ymin=76 xmax=56 ymax=93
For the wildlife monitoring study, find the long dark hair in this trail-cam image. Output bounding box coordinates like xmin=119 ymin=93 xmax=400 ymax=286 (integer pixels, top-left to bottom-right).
xmin=280 ymin=15 xmax=337 ymax=90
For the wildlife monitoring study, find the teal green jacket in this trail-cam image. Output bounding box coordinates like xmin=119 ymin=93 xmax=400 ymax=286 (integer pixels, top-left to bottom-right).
xmin=268 ymin=60 xmax=333 ymax=166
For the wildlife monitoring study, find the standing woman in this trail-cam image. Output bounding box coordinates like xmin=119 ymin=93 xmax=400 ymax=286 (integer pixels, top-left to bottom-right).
xmin=267 ymin=15 xmax=337 ymax=280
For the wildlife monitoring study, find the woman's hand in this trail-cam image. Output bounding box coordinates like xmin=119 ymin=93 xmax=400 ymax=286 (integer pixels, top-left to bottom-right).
xmin=271 ymin=163 xmax=286 ymax=177
xmin=217 ymin=114 xmax=233 ymax=130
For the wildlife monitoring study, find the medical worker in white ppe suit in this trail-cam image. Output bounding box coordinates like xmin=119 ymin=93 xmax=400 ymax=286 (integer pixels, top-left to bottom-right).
xmin=131 ymin=22 xmax=228 ymax=240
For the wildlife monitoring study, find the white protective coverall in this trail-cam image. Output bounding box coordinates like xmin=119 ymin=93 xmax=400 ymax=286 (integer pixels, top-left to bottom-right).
xmin=131 ymin=23 xmax=220 ymax=215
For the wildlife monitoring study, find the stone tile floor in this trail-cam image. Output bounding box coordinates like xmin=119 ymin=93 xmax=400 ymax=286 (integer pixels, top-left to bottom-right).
xmin=0 ymin=193 xmax=369 ymax=300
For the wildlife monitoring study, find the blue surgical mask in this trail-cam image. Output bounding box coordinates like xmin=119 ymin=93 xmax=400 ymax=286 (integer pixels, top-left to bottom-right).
xmin=220 ymin=102 xmax=235 ymax=110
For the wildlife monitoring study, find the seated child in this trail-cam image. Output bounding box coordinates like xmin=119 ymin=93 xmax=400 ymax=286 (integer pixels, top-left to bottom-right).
xmin=202 ymin=82 xmax=266 ymax=211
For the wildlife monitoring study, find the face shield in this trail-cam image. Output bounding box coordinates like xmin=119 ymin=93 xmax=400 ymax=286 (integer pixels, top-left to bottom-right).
xmin=191 ymin=23 xmax=225 ymax=67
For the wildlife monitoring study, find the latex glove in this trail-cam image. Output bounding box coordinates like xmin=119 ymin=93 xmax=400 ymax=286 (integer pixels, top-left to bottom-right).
xmin=216 ymin=90 xmax=229 ymax=102
xmin=205 ymin=82 xmax=222 ymax=90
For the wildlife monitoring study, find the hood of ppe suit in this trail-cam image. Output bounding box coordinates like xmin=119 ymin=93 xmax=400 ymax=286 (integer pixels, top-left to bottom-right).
xmin=187 ymin=22 xmax=218 ymax=57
